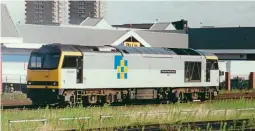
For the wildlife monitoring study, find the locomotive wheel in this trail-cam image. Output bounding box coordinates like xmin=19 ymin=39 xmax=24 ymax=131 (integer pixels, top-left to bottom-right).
xmin=167 ymin=92 xmax=178 ymax=104
xmin=67 ymin=95 xmax=75 ymax=107
xmin=198 ymin=93 xmax=206 ymax=102
xmin=185 ymin=93 xmax=193 ymax=102
xmin=99 ymin=95 xmax=107 ymax=106
xmin=179 ymin=92 xmax=184 ymax=103
xmin=31 ymin=100 xmax=46 ymax=106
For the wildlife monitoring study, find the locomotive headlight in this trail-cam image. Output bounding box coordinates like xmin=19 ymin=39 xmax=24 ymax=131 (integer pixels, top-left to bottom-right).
xmin=53 ymin=82 xmax=56 ymax=85
xmin=28 ymin=82 xmax=31 ymax=85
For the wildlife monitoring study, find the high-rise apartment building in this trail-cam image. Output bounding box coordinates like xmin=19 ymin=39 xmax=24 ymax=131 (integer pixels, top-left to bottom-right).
xmin=53 ymin=0 xmax=69 ymax=24
xmin=25 ymin=0 xmax=69 ymax=25
xmin=69 ymin=0 xmax=104 ymax=25
xmin=25 ymin=0 xmax=104 ymax=25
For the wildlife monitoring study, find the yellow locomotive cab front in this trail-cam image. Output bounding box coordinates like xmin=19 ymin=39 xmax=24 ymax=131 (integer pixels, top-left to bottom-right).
xmin=26 ymin=50 xmax=62 ymax=89
xmin=26 ymin=44 xmax=83 ymax=105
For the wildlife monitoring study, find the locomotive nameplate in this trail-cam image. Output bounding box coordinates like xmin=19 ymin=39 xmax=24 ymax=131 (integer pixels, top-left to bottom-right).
xmin=160 ymin=70 xmax=176 ymax=74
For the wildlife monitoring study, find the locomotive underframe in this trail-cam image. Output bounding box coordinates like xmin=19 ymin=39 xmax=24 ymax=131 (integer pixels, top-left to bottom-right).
xmin=27 ymin=86 xmax=218 ymax=106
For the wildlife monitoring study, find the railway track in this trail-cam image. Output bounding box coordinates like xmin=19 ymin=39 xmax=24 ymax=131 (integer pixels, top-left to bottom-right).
xmin=215 ymin=92 xmax=255 ymax=100
xmin=1 ymin=92 xmax=255 ymax=110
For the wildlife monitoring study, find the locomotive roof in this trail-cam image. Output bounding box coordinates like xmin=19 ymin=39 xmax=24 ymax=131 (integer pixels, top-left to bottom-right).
xmin=195 ymin=50 xmax=217 ymax=57
xmin=33 ymin=43 xmax=216 ymax=57
xmin=32 ymin=43 xmax=101 ymax=53
xmin=114 ymin=46 xmax=202 ymax=56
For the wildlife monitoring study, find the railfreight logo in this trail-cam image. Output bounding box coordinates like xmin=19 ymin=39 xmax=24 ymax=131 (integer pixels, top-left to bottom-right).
xmin=114 ymin=55 xmax=128 ymax=79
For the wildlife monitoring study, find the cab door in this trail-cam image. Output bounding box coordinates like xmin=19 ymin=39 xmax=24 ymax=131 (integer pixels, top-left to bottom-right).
xmin=206 ymin=59 xmax=219 ymax=83
xmin=206 ymin=60 xmax=211 ymax=82
xmin=76 ymin=56 xmax=83 ymax=84
xmin=62 ymin=55 xmax=83 ymax=88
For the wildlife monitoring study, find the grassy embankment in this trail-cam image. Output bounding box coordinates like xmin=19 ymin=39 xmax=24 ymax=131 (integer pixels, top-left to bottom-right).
xmin=1 ymin=92 xmax=29 ymax=101
xmin=1 ymin=99 xmax=255 ymax=131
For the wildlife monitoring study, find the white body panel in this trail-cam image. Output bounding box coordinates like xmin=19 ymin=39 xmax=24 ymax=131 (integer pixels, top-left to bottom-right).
xmin=60 ymin=52 xmax=219 ymax=89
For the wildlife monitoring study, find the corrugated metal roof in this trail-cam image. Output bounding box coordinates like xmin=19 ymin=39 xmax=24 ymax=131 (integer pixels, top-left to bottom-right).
xmin=150 ymin=23 xmax=170 ymax=30
xmin=17 ymin=24 xmax=128 ymax=46
xmin=0 ymin=4 xmax=20 ymax=37
xmin=135 ymin=30 xmax=188 ymax=48
xmin=112 ymin=23 xmax=154 ymax=29
xmin=148 ymin=30 xmax=186 ymax=34
xmin=3 ymin=43 xmax=43 ymax=49
xmin=80 ymin=17 xmax=102 ymax=26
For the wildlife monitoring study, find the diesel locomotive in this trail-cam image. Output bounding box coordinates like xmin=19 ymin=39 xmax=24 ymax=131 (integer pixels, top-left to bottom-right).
xmin=26 ymin=43 xmax=221 ymax=106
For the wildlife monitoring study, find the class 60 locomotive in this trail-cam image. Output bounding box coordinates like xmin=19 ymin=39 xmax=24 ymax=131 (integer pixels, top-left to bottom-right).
xmin=26 ymin=43 xmax=222 ymax=106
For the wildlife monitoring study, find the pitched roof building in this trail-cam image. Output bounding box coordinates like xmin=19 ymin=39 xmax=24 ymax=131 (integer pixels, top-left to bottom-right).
xmin=113 ymin=22 xmax=177 ymax=30
xmin=0 ymin=4 xmax=23 ymax=44
xmin=79 ymin=17 xmax=113 ymax=29
xmin=1 ymin=4 xmax=20 ymax=38
xmin=16 ymin=24 xmax=188 ymax=48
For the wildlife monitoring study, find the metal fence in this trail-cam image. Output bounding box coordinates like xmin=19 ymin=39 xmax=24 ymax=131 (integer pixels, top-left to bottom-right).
xmin=2 ymin=74 xmax=27 ymax=84
xmin=2 ymin=74 xmax=27 ymax=93
xmin=8 ymin=119 xmax=47 ymax=131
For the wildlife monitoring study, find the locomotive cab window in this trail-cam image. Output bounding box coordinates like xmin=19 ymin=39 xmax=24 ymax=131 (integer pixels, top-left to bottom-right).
xmin=29 ymin=55 xmax=42 ymax=68
xmin=62 ymin=56 xmax=77 ymax=68
xmin=28 ymin=52 xmax=60 ymax=69
xmin=206 ymin=60 xmax=219 ymax=70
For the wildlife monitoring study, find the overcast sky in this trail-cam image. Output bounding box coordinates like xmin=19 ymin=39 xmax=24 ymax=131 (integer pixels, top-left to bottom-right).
xmin=2 ymin=0 xmax=255 ymax=27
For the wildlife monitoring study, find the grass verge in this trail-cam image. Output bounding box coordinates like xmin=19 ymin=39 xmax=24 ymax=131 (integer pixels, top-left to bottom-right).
xmin=1 ymin=99 xmax=255 ymax=131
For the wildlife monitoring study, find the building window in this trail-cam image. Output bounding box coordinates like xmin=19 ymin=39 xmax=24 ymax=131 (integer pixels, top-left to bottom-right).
xmin=78 ymin=6 xmax=86 ymax=9
xmin=36 ymin=10 xmax=43 ymax=13
xmin=35 ymin=1 xmax=43 ymax=4
xmin=36 ymin=5 xmax=43 ymax=9
xmin=77 ymin=10 xmax=86 ymax=13
xmin=78 ymin=2 xmax=85 ymax=5
xmin=35 ymin=14 xmax=43 ymax=18
xmin=35 ymin=19 xmax=44 ymax=22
